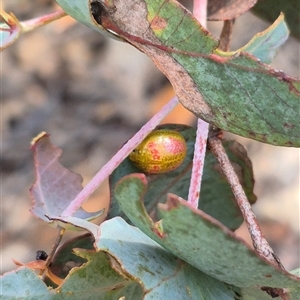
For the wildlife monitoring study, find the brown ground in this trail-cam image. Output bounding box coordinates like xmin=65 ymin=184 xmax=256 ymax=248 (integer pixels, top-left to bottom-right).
xmin=1 ymin=0 xmax=299 ymax=275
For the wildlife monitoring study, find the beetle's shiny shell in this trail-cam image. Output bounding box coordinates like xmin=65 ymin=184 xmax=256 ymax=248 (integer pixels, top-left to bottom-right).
xmin=129 ymin=129 xmax=187 ymax=174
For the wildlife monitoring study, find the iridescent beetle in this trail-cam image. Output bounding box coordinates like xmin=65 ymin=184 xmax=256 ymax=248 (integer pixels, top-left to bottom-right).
xmin=129 ymin=129 xmax=187 ymax=174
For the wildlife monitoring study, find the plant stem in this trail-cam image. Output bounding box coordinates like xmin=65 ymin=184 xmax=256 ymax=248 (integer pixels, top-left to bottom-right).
xmin=21 ymin=10 xmax=67 ymax=33
xmin=208 ymin=135 xmax=285 ymax=269
xmin=193 ymin=0 xmax=207 ymax=27
xmin=219 ymin=19 xmax=234 ymax=51
xmin=61 ymin=97 xmax=179 ymax=217
xmin=187 ymin=0 xmax=209 ymax=208
xmin=42 ymin=226 xmax=65 ymax=277
xmin=187 ymin=120 xmax=208 ymax=207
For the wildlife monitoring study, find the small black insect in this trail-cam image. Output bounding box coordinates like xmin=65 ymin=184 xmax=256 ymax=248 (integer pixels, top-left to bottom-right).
xmin=36 ymin=250 xmax=48 ymax=261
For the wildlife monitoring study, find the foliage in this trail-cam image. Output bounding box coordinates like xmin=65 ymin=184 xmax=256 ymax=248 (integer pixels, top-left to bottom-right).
xmin=1 ymin=0 xmax=299 ymax=299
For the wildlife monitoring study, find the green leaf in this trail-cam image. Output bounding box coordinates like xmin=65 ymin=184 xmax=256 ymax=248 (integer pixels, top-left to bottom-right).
xmin=57 ymin=250 xmax=144 ymax=299
xmin=241 ymin=284 xmax=300 ymax=300
xmin=98 ymin=217 xmax=241 ymax=299
xmin=52 ymin=216 xmax=241 ymax=299
xmin=2 ymin=237 xmax=141 ymax=298
xmin=56 ymin=0 xmax=299 ymax=146
xmin=109 ymin=124 xmax=256 ymax=230
xmin=251 ymin=0 xmax=300 ymax=40
xmin=239 ymin=13 xmax=289 ymax=64
xmin=240 ymin=287 xmax=279 ymax=300
xmin=113 ymin=175 xmax=300 ymax=288
xmin=0 ymin=267 xmax=54 ymax=300
xmin=50 ymin=233 xmax=94 ymax=279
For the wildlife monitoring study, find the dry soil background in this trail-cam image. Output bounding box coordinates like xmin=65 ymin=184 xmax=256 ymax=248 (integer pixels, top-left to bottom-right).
xmin=1 ymin=0 xmax=299 ymax=275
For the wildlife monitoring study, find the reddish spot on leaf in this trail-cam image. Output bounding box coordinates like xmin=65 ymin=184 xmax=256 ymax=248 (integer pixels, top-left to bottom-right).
xmin=151 ymin=15 xmax=167 ymax=31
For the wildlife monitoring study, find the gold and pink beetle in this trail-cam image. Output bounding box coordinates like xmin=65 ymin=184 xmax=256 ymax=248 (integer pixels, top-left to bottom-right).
xmin=129 ymin=129 xmax=187 ymax=174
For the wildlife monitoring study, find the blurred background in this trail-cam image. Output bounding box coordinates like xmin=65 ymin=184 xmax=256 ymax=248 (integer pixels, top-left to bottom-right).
xmin=1 ymin=0 xmax=299 ymax=274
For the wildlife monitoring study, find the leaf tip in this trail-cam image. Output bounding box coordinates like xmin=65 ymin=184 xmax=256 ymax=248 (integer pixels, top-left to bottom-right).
xmin=30 ymin=131 xmax=48 ymax=148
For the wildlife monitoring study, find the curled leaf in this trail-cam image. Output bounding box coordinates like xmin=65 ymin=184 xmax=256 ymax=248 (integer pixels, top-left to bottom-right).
xmin=238 ymin=13 xmax=289 ymax=64
xmin=29 ymin=132 xmax=104 ymax=228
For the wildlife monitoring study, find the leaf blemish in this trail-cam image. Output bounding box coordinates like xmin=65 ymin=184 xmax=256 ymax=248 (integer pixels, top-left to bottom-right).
xmin=151 ymin=15 xmax=167 ymax=32
xmin=283 ymin=123 xmax=295 ymax=129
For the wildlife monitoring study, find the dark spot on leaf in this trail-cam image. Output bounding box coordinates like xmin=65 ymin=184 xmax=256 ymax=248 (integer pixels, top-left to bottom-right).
xmin=261 ymin=286 xmax=283 ymax=298
xmin=260 ymin=134 xmax=268 ymax=143
xmin=248 ymin=131 xmax=256 ymax=137
xmin=283 ymin=123 xmax=295 ymax=129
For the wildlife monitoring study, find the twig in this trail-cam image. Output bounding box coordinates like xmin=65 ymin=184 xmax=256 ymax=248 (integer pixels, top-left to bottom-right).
xmin=61 ymin=97 xmax=179 ymax=217
xmin=21 ymin=10 xmax=67 ymax=33
xmin=219 ymin=19 xmax=235 ymax=52
xmin=208 ymin=134 xmax=285 ymax=270
xmin=187 ymin=119 xmax=208 ymax=207
xmin=193 ymin=0 xmax=207 ymax=27
xmin=41 ymin=226 xmax=65 ymax=278
xmin=186 ymin=0 xmax=209 ymax=208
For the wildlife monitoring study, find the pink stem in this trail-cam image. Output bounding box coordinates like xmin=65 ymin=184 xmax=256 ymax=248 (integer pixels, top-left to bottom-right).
xmin=193 ymin=0 xmax=207 ymax=28
xmin=187 ymin=0 xmax=209 ymax=207
xmin=62 ymin=97 xmax=179 ymax=216
xmin=21 ymin=10 xmax=67 ymax=33
xmin=187 ymin=119 xmax=208 ymax=206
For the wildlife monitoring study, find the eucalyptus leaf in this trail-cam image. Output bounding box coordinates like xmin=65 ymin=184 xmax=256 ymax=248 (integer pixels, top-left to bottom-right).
xmin=50 ymin=233 xmax=94 ymax=279
xmin=251 ymin=0 xmax=300 ymax=40
xmin=50 ymin=216 xmax=241 ymax=299
xmin=56 ymin=0 xmax=300 ymax=146
xmin=97 ymin=217 xmax=241 ymax=299
xmin=57 ymin=250 xmax=144 ymax=299
xmin=239 ymin=13 xmax=289 ymax=64
xmin=0 ymin=267 xmax=54 ymax=300
xmin=114 ymin=174 xmax=300 ymax=288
